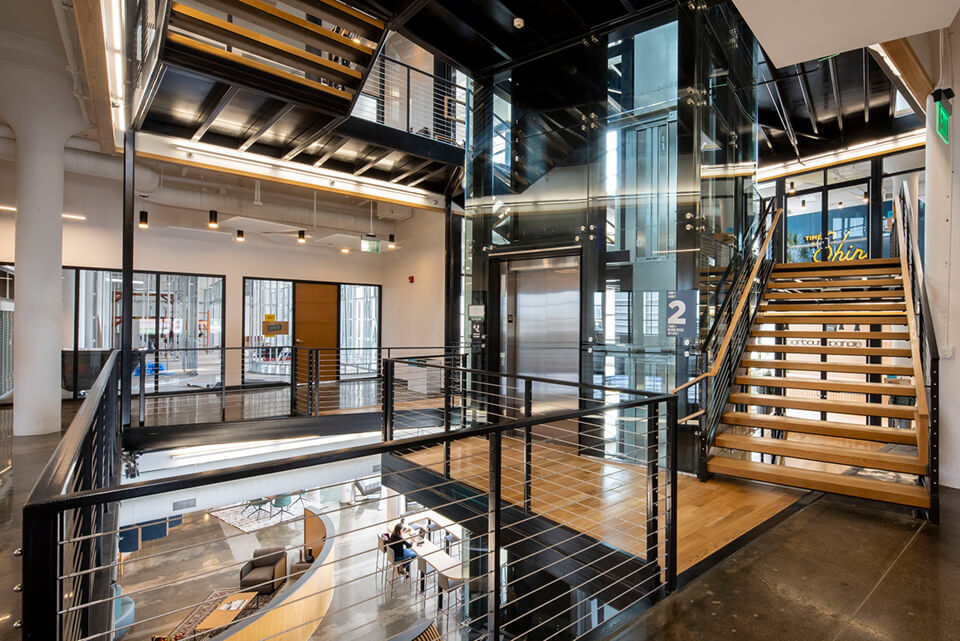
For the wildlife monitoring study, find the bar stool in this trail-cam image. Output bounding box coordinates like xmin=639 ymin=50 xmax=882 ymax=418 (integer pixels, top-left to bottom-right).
xmin=384 ymin=546 xmax=409 ymax=591
xmin=436 ymin=574 xmax=464 ymax=620
xmin=376 ymin=534 xmax=388 ymax=575
xmin=416 ymin=556 xmax=436 ymax=605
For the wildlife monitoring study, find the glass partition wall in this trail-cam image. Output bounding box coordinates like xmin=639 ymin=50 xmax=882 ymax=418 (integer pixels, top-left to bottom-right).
xmin=463 ymin=4 xmax=759 ymax=472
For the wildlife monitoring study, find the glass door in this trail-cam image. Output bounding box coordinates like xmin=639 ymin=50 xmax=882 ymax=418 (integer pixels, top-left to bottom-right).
xmin=785 ymin=193 xmax=822 ymax=263
xmin=825 ymin=183 xmax=869 ymax=262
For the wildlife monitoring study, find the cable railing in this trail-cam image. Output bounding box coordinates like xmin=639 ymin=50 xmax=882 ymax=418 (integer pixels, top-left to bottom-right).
xmin=20 ymin=353 xmax=677 ymax=641
xmin=673 ymin=198 xmax=784 ymax=479
xmin=891 ymin=181 xmax=940 ymax=523
xmin=354 ymin=54 xmax=468 ymax=147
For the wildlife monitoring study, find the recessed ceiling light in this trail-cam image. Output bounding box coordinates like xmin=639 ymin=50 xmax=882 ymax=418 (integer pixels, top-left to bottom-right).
xmin=513 ymin=17 xmax=524 ymax=29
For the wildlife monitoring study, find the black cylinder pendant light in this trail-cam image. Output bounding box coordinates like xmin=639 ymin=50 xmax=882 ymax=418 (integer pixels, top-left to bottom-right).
xmin=297 ymin=230 xmax=306 ymax=244
xmin=236 ymin=229 xmax=245 ymax=242
xmin=208 ymin=210 xmax=218 ymax=229
xmin=138 ymin=210 xmax=149 ymax=229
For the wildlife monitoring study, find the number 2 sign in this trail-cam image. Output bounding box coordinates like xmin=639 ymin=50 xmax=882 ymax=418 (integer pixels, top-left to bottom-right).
xmin=665 ymin=290 xmax=698 ymax=338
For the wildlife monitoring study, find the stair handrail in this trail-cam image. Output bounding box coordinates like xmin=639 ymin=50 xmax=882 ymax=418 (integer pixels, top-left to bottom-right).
xmin=892 ymin=181 xmax=939 ymax=520
xmin=675 ymin=204 xmax=783 ymax=394
xmin=673 ymin=199 xmax=783 ymax=479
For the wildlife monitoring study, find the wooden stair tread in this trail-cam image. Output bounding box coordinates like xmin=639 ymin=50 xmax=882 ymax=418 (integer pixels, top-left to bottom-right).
xmin=706 ymin=457 xmax=929 ymax=508
xmin=728 ymin=393 xmax=915 ymax=419
xmin=771 ymin=268 xmax=901 ymax=279
xmin=740 ymin=359 xmax=914 ymax=376
xmin=751 ymin=330 xmax=910 ymax=340
xmin=760 ymin=303 xmax=906 ymax=312
xmin=773 ymin=258 xmax=900 ymax=270
xmin=743 ymin=344 xmax=911 ymax=357
xmin=764 ymin=290 xmax=905 ymax=300
xmin=767 ymin=278 xmax=902 ymax=290
xmin=756 ymin=314 xmax=907 ymax=325
xmin=714 ymin=433 xmax=925 ymax=475
xmin=722 ymin=411 xmax=917 ymax=444
xmin=735 ymin=376 xmax=916 ymax=396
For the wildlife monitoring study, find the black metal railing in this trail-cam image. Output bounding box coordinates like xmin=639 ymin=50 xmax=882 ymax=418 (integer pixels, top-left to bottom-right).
xmin=675 ymin=198 xmax=784 ymax=479
xmin=892 ymin=182 xmax=940 ymax=523
xmin=20 ymin=353 xmax=677 ymax=641
xmin=20 ymin=351 xmax=122 ymax=640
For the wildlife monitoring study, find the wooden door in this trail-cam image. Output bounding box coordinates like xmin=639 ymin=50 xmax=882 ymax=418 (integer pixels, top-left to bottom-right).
xmin=294 ymin=283 xmax=338 ymax=410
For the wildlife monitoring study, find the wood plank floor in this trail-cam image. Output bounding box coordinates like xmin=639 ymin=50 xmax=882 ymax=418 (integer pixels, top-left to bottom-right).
xmin=402 ymin=436 xmax=803 ymax=573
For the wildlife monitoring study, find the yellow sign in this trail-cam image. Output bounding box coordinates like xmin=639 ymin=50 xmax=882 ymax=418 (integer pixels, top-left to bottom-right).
xmin=801 ymin=230 xmax=868 ymax=263
xmin=262 ymin=320 xmax=289 ymax=337
xmin=264 ymin=314 xmax=276 ymax=322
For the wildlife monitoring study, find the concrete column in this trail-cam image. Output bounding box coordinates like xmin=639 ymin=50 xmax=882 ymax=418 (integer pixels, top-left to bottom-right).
xmin=0 ymin=63 xmax=86 ymax=436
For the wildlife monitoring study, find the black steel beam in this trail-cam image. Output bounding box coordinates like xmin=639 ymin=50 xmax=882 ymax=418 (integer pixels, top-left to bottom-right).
xmin=335 ymin=115 xmax=464 ymax=166
xmin=796 ymin=62 xmax=819 ymax=135
xmin=192 ymin=84 xmax=239 ymax=142
xmin=761 ymin=51 xmax=799 ymax=157
xmin=407 ymin=164 xmax=447 ymax=187
xmin=863 ymin=50 xmax=870 ymax=124
xmin=283 ymin=121 xmax=337 ymax=160
xmin=828 ymin=55 xmax=844 ymax=134
xmin=313 ymin=135 xmax=349 ymax=167
xmin=390 ymin=158 xmax=433 ymax=183
xmin=354 ymin=146 xmax=393 ymax=175
xmin=239 ymin=103 xmax=295 ymax=151
xmin=121 ymin=131 xmax=135 ymax=428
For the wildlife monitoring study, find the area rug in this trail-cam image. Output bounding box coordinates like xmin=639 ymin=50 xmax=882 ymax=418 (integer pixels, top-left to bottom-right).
xmin=168 ymin=588 xmax=274 ymax=640
xmin=210 ymin=500 xmax=310 ymax=533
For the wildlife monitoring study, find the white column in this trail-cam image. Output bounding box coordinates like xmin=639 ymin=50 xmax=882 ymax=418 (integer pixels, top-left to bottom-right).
xmin=0 ymin=63 xmax=86 ymax=436
xmin=12 ymin=136 xmax=67 ymax=435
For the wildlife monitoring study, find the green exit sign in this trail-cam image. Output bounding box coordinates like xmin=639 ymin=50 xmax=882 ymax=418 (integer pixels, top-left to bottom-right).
xmin=937 ymin=100 xmax=950 ymax=144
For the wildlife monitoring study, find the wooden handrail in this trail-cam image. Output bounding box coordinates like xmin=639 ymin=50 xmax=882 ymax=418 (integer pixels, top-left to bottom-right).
xmin=892 ymin=191 xmax=930 ymax=462
xmin=672 ymin=207 xmax=783 ymax=394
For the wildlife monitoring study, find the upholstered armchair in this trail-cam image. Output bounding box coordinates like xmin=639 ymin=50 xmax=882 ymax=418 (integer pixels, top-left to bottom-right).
xmin=239 ymin=547 xmax=287 ymax=594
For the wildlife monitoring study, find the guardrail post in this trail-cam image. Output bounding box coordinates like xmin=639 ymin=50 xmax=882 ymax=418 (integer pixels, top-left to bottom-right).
xmin=220 ymin=346 xmax=226 ymax=421
xmin=406 ymin=66 xmax=412 ymax=132
xmin=443 ymin=357 xmax=452 ymax=478
xmin=20 ymin=506 xmax=60 ymax=640
xmin=487 ymin=431 xmax=502 ymax=641
xmin=697 ymin=377 xmax=708 ymax=481
xmin=313 ymin=350 xmax=320 ymax=417
xmin=645 ymin=402 xmax=660 ymax=590
xmin=138 ymin=350 xmax=146 ymax=427
xmin=307 ymin=349 xmax=315 ymax=416
xmin=460 ymin=353 xmax=468 ymax=429
xmin=382 ymin=359 xmax=395 ymax=441
xmin=524 ymin=378 xmax=532 ymax=512
xmin=666 ymin=396 xmax=678 ymax=592
xmin=290 ymin=347 xmax=298 ymax=416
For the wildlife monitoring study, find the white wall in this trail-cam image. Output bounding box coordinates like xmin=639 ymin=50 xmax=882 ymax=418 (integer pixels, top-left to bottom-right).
xmin=924 ymin=13 xmax=960 ymax=489
xmin=0 ymin=155 xmax=448 ymax=386
xmin=381 ymin=210 xmax=447 ymax=349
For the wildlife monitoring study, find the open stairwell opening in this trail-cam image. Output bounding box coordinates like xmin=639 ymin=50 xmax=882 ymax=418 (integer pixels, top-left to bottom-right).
xmin=680 ymin=183 xmax=939 ymax=520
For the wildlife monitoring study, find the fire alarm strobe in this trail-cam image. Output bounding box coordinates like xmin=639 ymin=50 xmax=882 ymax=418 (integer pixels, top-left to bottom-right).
xmin=408 ymin=276 xmax=415 ymax=283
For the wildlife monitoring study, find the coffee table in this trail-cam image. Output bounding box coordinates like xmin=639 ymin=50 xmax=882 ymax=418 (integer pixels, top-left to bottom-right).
xmin=195 ymin=591 xmax=258 ymax=632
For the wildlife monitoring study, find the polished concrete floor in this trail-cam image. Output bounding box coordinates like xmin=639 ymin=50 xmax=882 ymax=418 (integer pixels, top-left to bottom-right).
xmin=1 ymin=400 xmax=958 ymax=641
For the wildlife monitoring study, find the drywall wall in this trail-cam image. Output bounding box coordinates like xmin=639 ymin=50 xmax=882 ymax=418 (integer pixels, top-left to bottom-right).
xmin=381 ymin=209 xmax=447 ymax=350
xmin=0 ymin=154 xmax=447 ymax=386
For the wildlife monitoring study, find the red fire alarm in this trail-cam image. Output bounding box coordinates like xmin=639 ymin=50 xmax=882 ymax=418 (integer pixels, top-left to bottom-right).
xmin=408 ymin=275 xmax=415 ymax=284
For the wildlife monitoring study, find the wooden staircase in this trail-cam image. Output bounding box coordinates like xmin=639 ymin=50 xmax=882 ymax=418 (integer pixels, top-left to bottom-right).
xmin=705 ymin=257 xmax=931 ymax=509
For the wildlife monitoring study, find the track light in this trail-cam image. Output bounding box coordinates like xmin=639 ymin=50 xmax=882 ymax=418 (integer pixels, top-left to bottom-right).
xmin=297 ymin=230 xmax=306 ymax=244
xmin=138 ymin=210 xmax=149 ymax=229
xmin=208 ymin=210 xmax=218 ymax=229
xmin=236 ymin=229 xmax=244 ymax=242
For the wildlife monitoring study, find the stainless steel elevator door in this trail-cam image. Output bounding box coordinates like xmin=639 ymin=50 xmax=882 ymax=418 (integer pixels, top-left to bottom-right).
xmin=501 ymin=256 xmax=580 ymax=414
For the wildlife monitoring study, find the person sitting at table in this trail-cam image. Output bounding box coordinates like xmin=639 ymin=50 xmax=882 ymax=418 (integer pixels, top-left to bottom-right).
xmin=387 ymin=522 xmax=416 ymax=576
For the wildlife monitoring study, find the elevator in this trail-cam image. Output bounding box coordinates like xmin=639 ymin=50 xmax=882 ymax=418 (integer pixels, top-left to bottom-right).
xmin=499 ymin=255 xmax=580 ymax=414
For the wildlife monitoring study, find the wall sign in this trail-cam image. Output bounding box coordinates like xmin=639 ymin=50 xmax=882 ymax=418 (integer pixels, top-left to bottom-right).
xmin=666 ymin=290 xmax=698 ymax=338
xmin=802 ymin=230 xmax=867 ymax=262
xmin=262 ymin=321 xmax=289 ymax=337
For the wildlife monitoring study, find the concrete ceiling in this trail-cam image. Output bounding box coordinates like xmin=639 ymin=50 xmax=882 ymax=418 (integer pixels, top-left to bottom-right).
xmin=733 ymin=0 xmax=960 ymax=67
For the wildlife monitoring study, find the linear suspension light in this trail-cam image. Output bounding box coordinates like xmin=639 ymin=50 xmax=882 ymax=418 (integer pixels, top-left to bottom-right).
xmin=138 ymin=210 xmax=149 ymax=229
xmin=236 ymin=229 xmax=245 ymax=242
xmin=297 ymin=230 xmax=306 ymax=244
